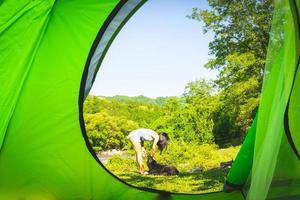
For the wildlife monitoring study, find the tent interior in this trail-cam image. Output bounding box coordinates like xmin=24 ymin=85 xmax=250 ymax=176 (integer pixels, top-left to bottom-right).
xmin=0 ymin=0 xmax=299 ymax=199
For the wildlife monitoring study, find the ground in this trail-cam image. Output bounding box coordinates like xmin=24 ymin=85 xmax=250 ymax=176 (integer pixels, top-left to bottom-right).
xmin=102 ymin=144 xmax=239 ymax=194
xmin=107 ymin=164 xmax=229 ymax=194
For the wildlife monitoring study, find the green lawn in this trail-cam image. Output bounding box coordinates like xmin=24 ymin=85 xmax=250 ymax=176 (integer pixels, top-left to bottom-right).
xmin=104 ymin=143 xmax=239 ymax=194
xmin=107 ymin=163 xmax=229 ymax=194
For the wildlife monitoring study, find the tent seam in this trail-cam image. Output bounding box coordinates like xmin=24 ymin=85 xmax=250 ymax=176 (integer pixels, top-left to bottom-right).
xmin=283 ymin=0 xmax=300 ymax=160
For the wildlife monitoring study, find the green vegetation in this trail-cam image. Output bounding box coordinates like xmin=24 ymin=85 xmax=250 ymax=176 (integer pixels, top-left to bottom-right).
xmin=84 ymin=78 xmax=256 ymax=150
xmin=188 ymin=0 xmax=273 ymax=145
xmin=83 ymin=0 xmax=273 ymax=194
xmin=105 ymin=142 xmax=240 ymax=193
xmin=84 ymin=81 xmax=217 ymax=151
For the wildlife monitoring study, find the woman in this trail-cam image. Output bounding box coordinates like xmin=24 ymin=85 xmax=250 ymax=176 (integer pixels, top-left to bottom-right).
xmin=127 ymin=128 xmax=169 ymax=175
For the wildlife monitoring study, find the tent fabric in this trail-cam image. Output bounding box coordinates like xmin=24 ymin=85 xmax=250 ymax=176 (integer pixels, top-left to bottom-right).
xmin=246 ymin=0 xmax=300 ymax=199
xmin=225 ymin=0 xmax=300 ymax=198
xmin=224 ymin=0 xmax=300 ymax=199
xmin=226 ymin=114 xmax=257 ymax=187
xmin=287 ymin=67 xmax=300 ymax=156
xmin=285 ymin=0 xmax=300 ymax=160
xmin=0 ymin=0 xmax=299 ymax=199
xmin=265 ymin=0 xmax=300 ymax=199
xmin=0 ymin=0 xmax=56 ymax=151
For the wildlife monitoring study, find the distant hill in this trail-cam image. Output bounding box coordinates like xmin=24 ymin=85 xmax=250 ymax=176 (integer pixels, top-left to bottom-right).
xmin=102 ymin=95 xmax=171 ymax=106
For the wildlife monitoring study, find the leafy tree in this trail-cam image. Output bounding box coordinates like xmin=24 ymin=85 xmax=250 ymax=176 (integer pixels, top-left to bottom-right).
xmin=152 ymin=81 xmax=216 ymax=144
xmin=84 ymin=96 xmax=166 ymax=150
xmin=188 ymin=0 xmax=273 ymax=83
xmin=183 ymin=80 xmax=216 ymax=143
xmin=184 ymin=79 xmax=214 ymax=103
xmin=188 ymin=0 xmax=273 ymax=145
xmin=84 ymin=112 xmax=139 ymax=150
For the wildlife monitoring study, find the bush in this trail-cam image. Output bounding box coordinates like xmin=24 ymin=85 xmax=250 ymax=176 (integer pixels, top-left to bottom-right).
xmin=84 ymin=112 xmax=139 ymax=151
xmin=155 ymin=141 xmax=240 ymax=171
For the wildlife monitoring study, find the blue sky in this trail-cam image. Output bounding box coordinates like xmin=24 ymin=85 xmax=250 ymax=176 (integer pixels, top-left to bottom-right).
xmin=90 ymin=0 xmax=217 ymax=98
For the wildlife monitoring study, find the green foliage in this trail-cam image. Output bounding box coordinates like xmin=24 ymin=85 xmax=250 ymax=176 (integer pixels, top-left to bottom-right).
xmin=84 ymin=95 xmax=164 ymax=128
xmin=186 ymin=0 xmax=273 ymax=145
xmin=155 ymin=141 xmax=239 ymax=171
xmin=106 ymin=155 xmax=137 ymax=171
xmin=151 ymin=81 xmax=215 ymax=144
xmin=188 ymin=0 xmax=273 ymax=74
xmin=84 ymin=112 xmax=139 ymax=150
xmin=212 ymin=77 xmax=261 ymax=145
xmin=83 ymin=76 xmax=259 ymax=149
xmin=84 ymin=91 xmax=217 ymax=150
xmin=84 ymin=95 xmax=167 ymax=150
xmin=184 ymin=79 xmax=213 ymax=100
xmin=106 ymin=95 xmax=169 ymax=106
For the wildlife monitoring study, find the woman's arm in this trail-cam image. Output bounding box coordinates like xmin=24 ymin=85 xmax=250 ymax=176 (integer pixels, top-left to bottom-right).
xmin=151 ymin=134 xmax=159 ymax=157
xmin=141 ymin=147 xmax=146 ymax=157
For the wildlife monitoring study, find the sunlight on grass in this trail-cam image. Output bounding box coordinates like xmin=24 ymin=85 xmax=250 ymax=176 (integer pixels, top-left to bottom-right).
xmin=104 ymin=143 xmax=240 ymax=194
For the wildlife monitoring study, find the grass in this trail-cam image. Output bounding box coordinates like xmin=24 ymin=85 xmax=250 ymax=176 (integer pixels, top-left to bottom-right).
xmin=104 ymin=142 xmax=240 ymax=194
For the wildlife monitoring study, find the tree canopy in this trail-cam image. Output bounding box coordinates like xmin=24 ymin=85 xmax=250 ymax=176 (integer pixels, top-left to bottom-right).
xmin=188 ymin=0 xmax=273 ymax=145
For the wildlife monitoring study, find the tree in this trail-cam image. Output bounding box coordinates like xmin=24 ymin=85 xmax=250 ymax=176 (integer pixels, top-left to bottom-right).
xmin=151 ymin=81 xmax=216 ymax=144
xmin=189 ymin=0 xmax=273 ymax=87
xmin=84 ymin=112 xmax=139 ymax=150
xmin=188 ymin=0 xmax=273 ymax=145
xmin=183 ymin=80 xmax=216 ymax=143
xmin=183 ymin=79 xmax=214 ymax=103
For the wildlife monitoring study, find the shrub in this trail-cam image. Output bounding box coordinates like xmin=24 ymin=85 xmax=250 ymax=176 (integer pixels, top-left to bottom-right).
xmin=84 ymin=112 xmax=139 ymax=151
xmin=155 ymin=141 xmax=240 ymax=171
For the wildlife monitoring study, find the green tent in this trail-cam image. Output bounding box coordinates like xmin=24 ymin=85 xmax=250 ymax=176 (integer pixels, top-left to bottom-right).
xmin=0 ymin=0 xmax=299 ymax=199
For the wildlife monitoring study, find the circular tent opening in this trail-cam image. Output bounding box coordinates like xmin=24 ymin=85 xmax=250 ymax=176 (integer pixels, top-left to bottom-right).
xmin=81 ymin=0 xmax=272 ymax=195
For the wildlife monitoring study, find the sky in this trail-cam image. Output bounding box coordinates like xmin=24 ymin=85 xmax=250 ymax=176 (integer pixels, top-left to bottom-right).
xmin=90 ymin=0 xmax=217 ymax=98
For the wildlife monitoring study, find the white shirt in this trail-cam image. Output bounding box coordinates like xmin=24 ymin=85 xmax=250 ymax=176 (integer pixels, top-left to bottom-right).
xmin=127 ymin=128 xmax=158 ymax=142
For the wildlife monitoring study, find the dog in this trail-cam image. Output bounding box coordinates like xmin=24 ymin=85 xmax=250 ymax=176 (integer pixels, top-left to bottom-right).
xmin=147 ymin=155 xmax=179 ymax=176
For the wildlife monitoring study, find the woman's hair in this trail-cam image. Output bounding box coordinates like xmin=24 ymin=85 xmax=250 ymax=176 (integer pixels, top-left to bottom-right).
xmin=157 ymin=132 xmax=170 ymax=152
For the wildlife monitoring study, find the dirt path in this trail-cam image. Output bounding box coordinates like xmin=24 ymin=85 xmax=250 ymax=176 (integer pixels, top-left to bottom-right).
xmin=96 ymin=150 xmax=133 ymax=164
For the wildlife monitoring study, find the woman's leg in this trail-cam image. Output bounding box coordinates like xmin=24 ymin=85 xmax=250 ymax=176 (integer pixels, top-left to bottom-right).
xmin=129 ymin=139 xmax=145 ymax=174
